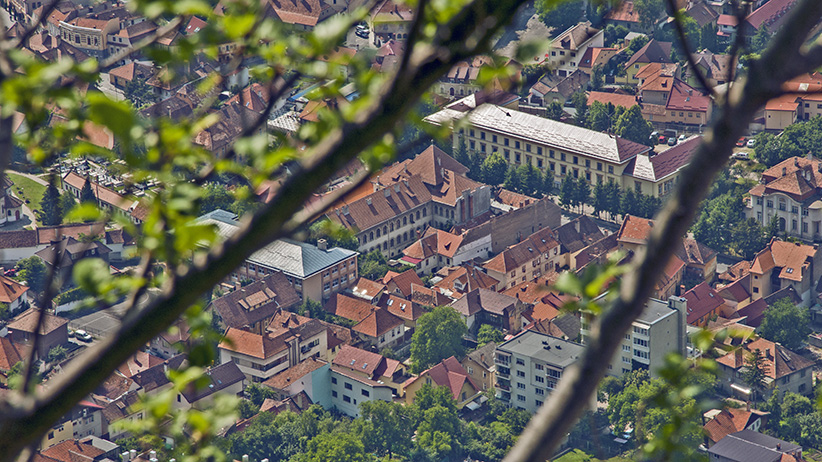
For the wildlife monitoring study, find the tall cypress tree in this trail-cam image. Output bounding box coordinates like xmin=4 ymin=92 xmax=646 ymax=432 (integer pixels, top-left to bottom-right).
xmin=40 ymin=181 xmax=62 ymax=226
xmin=80 ymin=177 xmax=96 ymax=204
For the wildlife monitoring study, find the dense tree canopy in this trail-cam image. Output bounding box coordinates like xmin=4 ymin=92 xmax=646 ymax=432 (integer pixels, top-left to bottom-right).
xmin=410 ymin=306 xmax=468 ymax=373
xmin=759 ymin=298 xmax=811 ymax=350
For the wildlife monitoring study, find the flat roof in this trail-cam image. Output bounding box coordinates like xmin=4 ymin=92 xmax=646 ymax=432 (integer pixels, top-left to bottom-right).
xmin=497 ymin=330 xmax=584 ymax=368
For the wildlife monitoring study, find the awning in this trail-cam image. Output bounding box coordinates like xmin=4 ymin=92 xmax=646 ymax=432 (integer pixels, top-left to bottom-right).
xmin=400 ymin=256 xmax=422 ymax=265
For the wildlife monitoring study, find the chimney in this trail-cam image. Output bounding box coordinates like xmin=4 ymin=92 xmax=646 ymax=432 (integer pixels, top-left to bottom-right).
xmin=130 ymin=451 xmax=136 ymax=460
xmin=394 ymin=184 xmax=400 ymax=193
xmin=317 ymin=239 xmax=327 ymax=251
xmin=366 ymin=198 xmax=372 ymax=206
xmin=384 ymin=188 xmax=391 ymax=197
xmin=342 ymin=205 xmax=349 ymax=215
xmin=746 ymin=400 xmax=751 ymax=411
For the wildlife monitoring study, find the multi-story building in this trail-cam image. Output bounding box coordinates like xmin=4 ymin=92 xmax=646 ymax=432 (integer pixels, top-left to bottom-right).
xmin=748 ymin=238 xmax=821 ymax=307
xmin=450 ymin=288 xmax=527 ymax=334
xmin=400 ymin=227 xmax=492 ymax=275
xmin=208 ymin=273 xmax=300 ymax=335
xmin=329 ymin=345 xmax=408 ymax=417
xmin=404 ymin=356 xmax=482 ymax=409
xmin=545 ymin=22 xmax=603 ymax=78
xmin=483 ymin=226 xmax=561 ymax=289
xmin=369 ymin=0 xmax=413 ymax=42
xmin=217 ymin=313 xmax=329 ymax=383
xmin=716 ymin=338 xmax=814 ymax=397
xmin=424 ymin=99 xmax=654 ymax=192
xmin=582 ymin=297 xmax=687 ymax=377
xmin=746 ymin=156 xmax=822 ymax=241
xmin=62 ymin=172 xmax=148 ymax=225
xmin=494 ymin=330 xmax=585 ymax=413
xmin=327 ymin=146 xmax=491 ymax=259
xmin=198 ymin=209 xmax=359 ymax=302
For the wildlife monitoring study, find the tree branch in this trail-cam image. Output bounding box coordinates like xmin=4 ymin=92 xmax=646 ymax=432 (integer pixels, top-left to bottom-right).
xmin=665 ymin=0 xmax=716 ymax=99
xmin=503 ymin=1 xmax=822 ymax=461
xmin=0 ymin=0 xmax=530 ymax=457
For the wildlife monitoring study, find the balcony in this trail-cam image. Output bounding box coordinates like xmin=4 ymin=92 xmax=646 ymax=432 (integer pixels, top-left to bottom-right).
xmin=497 ymin=366 xmax=510 ymax=377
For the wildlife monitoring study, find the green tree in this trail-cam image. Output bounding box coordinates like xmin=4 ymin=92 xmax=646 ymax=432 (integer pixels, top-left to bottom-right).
xmin=537 ymin=0 xmax=584 ymax=32
xmin=586 ymin=101 xmax=612 ymax=132
xmin=627 ymin=35 xmax=650 ymax=55
xmin=518 ymin=163 xmax=543 ymax=197
xmin=620 ymin=188 xmax=640 ymax=217
xmin=307 ymin=219 xmax=359 ymax=251
xmin=359 ymin=250 xmax=391 ymax=280
xmin=559 ymin=174 xmax=578 ymax=211
xmin=504 ymin=165 xmax=522 ymax=192
xmin=412 ymin=384 xmax=462 ymax=460
xmin=592 ymin=181 xmax=606 ymax=218
xmin=575 ymin=177 xmax=591 ymax=212
xmin=477 ymin=324 xmax=503 ymax=346
xmin=570 ymin=91 xmax=588 ymax=126
xmin=47 ymin=345 xmax=66 ymax=363
xmin=40 ymin=181 xmax=62 ymax=226
xmin=732 ymin=217 xmax=767 ymax=259
xmin=15 ymin=257 xmax=47 ymax=293
xmin=58 ymin=192 xmax=76 ymax=221
xmin=614 ymin=105 xmax=653 ymax=146
xmin=410 ymin=306 xmax=467 ymax=373
xmin=541 ymin=167 xmax=555 ymax=195
xmin=480 ymin=152 xmax=508 ymax=186
xmin=454 ymin=134 xmax=470 ymax=169
xmin=0 ymin=303 xmax=9 ymax=322
xmin=79 ymin=177 xmax=96 ymax=204
xmin=299 ymin=431 xmax=367 ymax=462
xmin=604 ymin=24 xmax=629 ymax=47
xmin=123 ymin=78 xmax=155 ymax=109
xmin=466 ymin=151 xmax=484 ymax=181
xmin=759 ymin=298 xmax=811 ymax=350
xmin=244 ymin=382 xmax=276 ymax=407
xmin=750 ymin=25 xmax=771 ymax=54
xmin=604 ymin=181 xmax=622 ymax=221
xmin=742 ymin=348 xmax=770 ymax=402
xmin=700 ymin=23 xmax=718 ymax=53
xmin=634 ymin=0 xmax=664 ymax=30
xmin=590 ymin=64 xmax=604 ymax=91
xmin=200 ymin=183 xmax=234 ymax=214
xmin=358 ymin=400 xmax=415 ymax=458
xmin=546 ymin=101 xmax=564 ymax=121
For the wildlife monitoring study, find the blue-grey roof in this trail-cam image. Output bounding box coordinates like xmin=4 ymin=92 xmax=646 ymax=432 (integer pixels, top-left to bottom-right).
xmin=497 ymin=330 xmax=584 ymax=368
xmin=197 ymin=209 xmax=358 ymax=278
xmin=708 ymin=429 xmax=800 ymax=462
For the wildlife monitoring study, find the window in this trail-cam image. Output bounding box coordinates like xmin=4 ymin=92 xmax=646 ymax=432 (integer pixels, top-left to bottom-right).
xmin=517 ymin=382 xmax=525 ymax=389
xmin=573 ymin=156 xmax=578 ymax=165
xmin=515 ymin=153 xmax=521 ymax=162
xmin=526 ymin=144 xmax=531 ymax=152
xmin=480 ymin=132 xmax=485 ymax=140
xmin=767 ymin=200 xmax=773 ymax=208
xmin=492 ymin=135 xmax=497 ymax=143
xmin=470 ymin=129 xmax=475 ymax=137
xmin=597 ymin=162 xmax=602 ymax=171
xmin=332 ymin=377 xmax=337 ymax=384
xmin=538 ymin=159 xmax=543 ymax=168
xmin=362 ymin=389 xmax=370 ymax=397
xmin=536 ymin=388 xmax=545 ymax=395
xmin=515 ymin=141 xmax=521 ymax=149
xmin=537 ymin=146 xmax=543 ymax=155
xmin=535 ymin=363 xmax=543 ymax=370
xmin=536 ymin=375 xmax=545 ymax=383
xmin=560 ymin=153 xmax=566 ymax=161
xmin=343 ymin=395 xmax=351 ymax=403
xmin=793 ymin=206 xmax=799 ymax=214
xmin=608 ymin=166 xmax=614 ymax=174
xmin=345 ymin=382 xmax=353 ymax=390
xmin=517 ymin=370 xmax=525 ymax=377
xmin=504 ymin=138 xmax=509 ymax=146
xmin=585 ymin=159 xmax=590 ymax=168
xmin=549 ymin=149 xmax=555 ymax=158
xmin=517 ymin=395 xmax=526 ymax=402
xmin=623 ymin=345 xmax=631 ymax=352
xmin=633 ymin=338 xmax=649 ymax=347
xmin=332 ymin=390 xmax=338 ymax=397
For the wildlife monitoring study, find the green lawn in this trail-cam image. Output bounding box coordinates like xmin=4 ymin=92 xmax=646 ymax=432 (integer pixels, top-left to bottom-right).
xmin=6 ymin=172 xmax=46 ymax=223
xmin=554 ymin=449 xmax=634 ymax=462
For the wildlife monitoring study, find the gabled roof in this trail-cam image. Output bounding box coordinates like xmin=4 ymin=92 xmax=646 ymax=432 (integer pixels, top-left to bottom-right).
xmin=352 ymin=307 xmax=404 ymax=338
xmin=676 ymin=236 xmax=718 ymax=266
xmin=751 ymin=238 xmax=818 ymax=282
xmin=605 ymin=1 xmax=639 ymax=24
xmin=377 ymin=293 xmax=425 ymax=321
xmin=0 ymin=337 xmax=22 ymax=371
xmin=403 ymin=227 xmax=464 ymax=260
xmin=8 ymin=308 xmax=68 ymax=335
xmin=415 ymin=356 xmax=480 ymax=401
xmin=586 ymin=90 xmax=638 ymax=109
xmin=434 ymin=265 xmax=500 ymax=295
xmin=379 ymin=145 xmax=469 ymax=188
xmin=451 ymin=288 xmax=517 ymax=317
xmin=465 ymin=342 xmax=496 ymax=370
xmin=209 ymin=273 xmax=300 ymax=330
xmin=424 ymin=104 xmax=651 ymax=164
xmin=198 ymin=209 xmax=357 ymax=278
xmin=181 ymin=361 xmax=245 ymax=403
xmin=371 ymin=0 xmax=414 ymax=23
xmin=716 ymin=337 xmax=814 ymax=381
xmin=327 ymin=175 xmax=433 ymax=232
xmin=666 ymin=79 xmax=710 ymax=112
xmin=266 ymin=0 xmax=321 ymax=27
xmin=117 ymin=351 xmax=164 ymax=378
xmin=409 ymin=284 xmax=453 ymax=307
xmin=625 ymin=39 xmax=673 ymax=68
xmin=550 ymin=21 xmax=601 ymax=51
xmin=682 ymin=281 xmax=725 ymax=324
xmin=623 ymin=135 xmax=700 ymax=182
xmin=483 ymin=227 xmax=560 ymax=274
xmin=0 ymin=275 xmax=27 ymax=304
xmin=703 ymin=409 xmax=761 ymax=445
xmin=218 ymin=328 xmax=287 ymax=360
xmin=349 ymin=277 xmax=386 ymax=302
xmin=616 ymin=214 xmax=654 ymax=244
xmin=553 ymin=216 xmax=605 ymax=254
xmin=262 ymin=357 xmax=326 ymax=390
xmin=41 ymin=440 xmax=105 ymax=462
xmin=745 ymin=0 xmax=798 ymax=33
xmin=708 ymin=429 xmax=800 ymax=462
xmin=332 ymin=344 xmax=400 ymax=379
xmin=383 ymin=269 xmax=425 ymax=298
xmin=324 ymin=293 xmax=375 ymax=323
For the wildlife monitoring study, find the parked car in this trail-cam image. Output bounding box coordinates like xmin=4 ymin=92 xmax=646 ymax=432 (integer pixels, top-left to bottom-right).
xmin=678 ymin=134 xmax=688 ymax=141
xmin=736 ymin=137 xmax=747 ymax=147
xmin=3 ymin=268 xmax=16 ymax=277
xmin=355 ymin=25 xmax=369 ymax=38
xmin=658 ymin=134 xmax=668 ymax=144
xmin=732 ymin=151 xmax=750 ymax=160
xmin=667 ymin=137 xmax=677 ymax=146
xmin=747 ymin=138 xmax=756 ymax=148
xmin=74 ymin=330 xmax=92 ymax=342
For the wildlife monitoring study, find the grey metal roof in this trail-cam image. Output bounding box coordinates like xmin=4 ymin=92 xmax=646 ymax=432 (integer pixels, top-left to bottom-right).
xmin=708 ymin=429 xmax=800 ymax=462
xmin=636 ymin=298 xmax=678 ymax=326
xmin=497 ymin=330 xmax=584 ymax=369
xmin=197 ymin=209 xmax=358 ymax=278
xmin=424 ymin=103 xmax=649 ymax=164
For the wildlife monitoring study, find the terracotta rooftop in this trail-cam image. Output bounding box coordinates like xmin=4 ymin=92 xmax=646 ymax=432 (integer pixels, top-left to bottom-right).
xmin=218 ymin=328 xmax=286 ymax=360
xmin=383 ymin=268 xmax=425 ymax=298
xmin=0 ymin=275 xmax=27 ymax=304
xmin=625 ymin=39 xmax=673 ymax=68
xmin=434 ymin=265 xmax=500 ymax=296
xmin=483 ymin=226 xmax=560 ymax=274
xmin=8 ymin=308 xmax=68 ymax=336
xmin=324 ymin=293 xmax=375 ymax=323
xmin=682 ymin=281 xmax=725 ymax=325
xmin=352 ymin=307 xmax=404 ymax=338
xmin=262 ymin=357 xmax=326 ymax=390
xmin=703 ymin=408 xmax=759 ymax=445
xmin=750 ymin=238 xmax=817 ymax=282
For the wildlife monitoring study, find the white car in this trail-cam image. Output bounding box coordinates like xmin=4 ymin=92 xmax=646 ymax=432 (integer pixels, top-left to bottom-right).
xmin=732 ymin=152 xmax=750 ymax=160
xmin=74 ymin=330 xmax=92 ymax=342
xmin=678 ymin=134 xmax=687 ymax=141
xmin=747 ymin=139 xmax=756 ymax=148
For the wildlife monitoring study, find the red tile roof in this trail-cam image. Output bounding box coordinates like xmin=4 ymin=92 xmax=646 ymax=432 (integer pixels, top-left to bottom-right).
xmin=745 ymin=0 xmax=797 ymax=32
xmin=682 ymin=281 xmax=725 ymax=325
xmin=414 ymin=356 xmax=480 ymax=401
xmin=349 ymin=277 xmax=386 ymax=301
xmin=324 ymin=293 xmax=375 ymax=323
xmin=267 ymin=0 xmax=322 ymax=26
xmin=219 ymin=328 xmax=286 ymax=359
xmin=377 ymin=293 xmax=425 ymax=321
xmin=383 ymin=268 xmax=424 ymax=298
xmin=8 ymin=308 xmax=68 ymax=335
xmin=605 ymin=1 xmax=639 ymax=23
xmin=586 ymin=91 xmax=638 ymax=109
xmin=352 ymin=307 xmax=403 ymax=338
xmin=434 ymin=265 xmax=500 ymax=295
xmin=625 ymin=39 xmax=673 ymax=68
xmin=0 ymin=337 xmax=22 ymax=371
xmin=704 ymin=408 xmax=758 ymax=445
xmin=328 ymin=175 xmax=432 ymax=232
xmin=41 ymin=440 xmax=105 ymax=462
xmin=0 ymin=275 xmax=27 ymax=304
xmin=483 ymin=227 xmax=559 ymax=274
xmin=262 ymin=357 xmax=325 ymax=390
